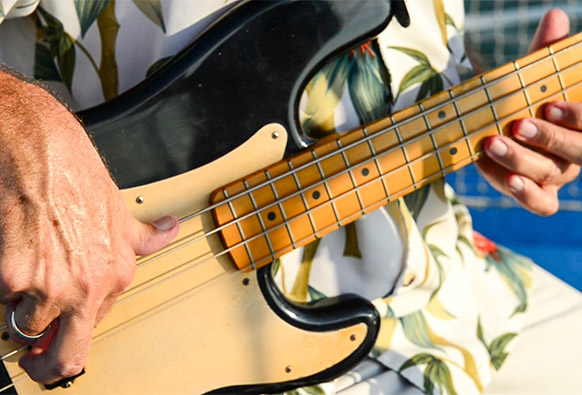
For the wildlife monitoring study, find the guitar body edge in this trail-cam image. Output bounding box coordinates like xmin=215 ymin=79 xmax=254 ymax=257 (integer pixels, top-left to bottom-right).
xmin=3 ymin=125 xmax=378 ymax=394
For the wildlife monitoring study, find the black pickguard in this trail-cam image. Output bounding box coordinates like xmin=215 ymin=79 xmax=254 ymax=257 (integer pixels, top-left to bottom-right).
xmin=78 ymin=0 xmax=399 ymax=188
xmin=75 ymin=1 xmax=400 ymax=392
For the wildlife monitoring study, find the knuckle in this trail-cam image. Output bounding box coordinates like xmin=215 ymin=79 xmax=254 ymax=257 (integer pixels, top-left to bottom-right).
xmin=570 ymin=105 xmax=582 ymax=129
xmin=54 ymin=359 xmax=84 ymax=379
xmin=0 ymin=272 xmax=26 ymax=298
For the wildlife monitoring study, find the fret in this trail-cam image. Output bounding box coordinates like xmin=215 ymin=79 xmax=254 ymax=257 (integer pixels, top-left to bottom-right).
xmin=390 ymin=115 xmax=418 ymax=190
xmin=426 ymin=102 xmax=456 ymax=128
xmin=210 ymin=33 xmax=582 ymax=272
xmin=359 ymin=173 xmax=389 ymax=210
xmin=439 ymin=139 xmax=472 ymax=171
xmin=266 ymin=169 xmax=298 ymax=249
xmin=548 ymin=47 xmax=567 ymax=101
xmin=310 ymin=202 xmax=340 ymax=234
xmin=449 ymin=89 xmax=476 ymax=161
xmin=243 ymin=180 xmax=276 ymax=261
xmin=289 ymin=161 xmax=320 ymax=238
xmin=483 ymin=63 xmax=522 ymax=102
xmin=339 ymin=129 xmax=372 ymax=166
xmin=419 ymin=102 xmax=446 ymax=178
xmin=513 ymin=61 xmax=534 ymax=118
xmin=362 ymin=127 xmax=391 ymax=201
xmin=396 ymin=115 xmax=427 ymax=141
xmin=410 ymin=153 xmax=441 ymax=185
xmin=516 ymin=53 xmax=555 ymax=87
xmin=527 ymin=77 xmax=564 ymax=117
xmin=312 ymin=150 xmax=343 ymax=227
xmin=223 ymin=189 xmax=256 ymax=270
xmin=560 ymin=62 xmax=582 ymax=90
xmin=336 ymin=139 xmax=366 ymax=216
xmin=553 ymin=35 xmax=582 ymax=69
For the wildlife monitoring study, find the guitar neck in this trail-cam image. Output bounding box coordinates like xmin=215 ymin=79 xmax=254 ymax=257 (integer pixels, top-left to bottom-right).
xmin=211 ymin=32 xmax=582 ymax=271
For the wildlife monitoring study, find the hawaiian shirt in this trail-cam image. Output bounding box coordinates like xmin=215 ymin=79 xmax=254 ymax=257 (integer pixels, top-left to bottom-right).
xmin=0 ymin=1 xmax=533 ymax=394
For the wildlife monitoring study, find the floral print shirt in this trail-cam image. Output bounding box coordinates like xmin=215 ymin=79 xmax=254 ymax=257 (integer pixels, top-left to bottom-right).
xmin=0 ymin=1 xmax=533 ymax=394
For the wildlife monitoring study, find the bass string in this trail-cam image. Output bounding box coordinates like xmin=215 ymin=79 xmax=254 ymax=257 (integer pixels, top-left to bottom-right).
xmin=166 ymin=36 xmax=582 ymax=231
xmin=0 ymin=80 xmax=553 ymax=365
xmin=133 ymin=40 xmax=582 ymax=277
xmin=0 ymin=38 xmax=581 ymax=384
xmin=129 ymin=59 xmax=580 ymax=278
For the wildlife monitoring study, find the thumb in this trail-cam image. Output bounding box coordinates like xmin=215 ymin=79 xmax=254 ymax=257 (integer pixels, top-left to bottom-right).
xmin=128 ymin=215 xmax=180 ymax=256
xmin=529 ymin=9 xmax=570 ymax=53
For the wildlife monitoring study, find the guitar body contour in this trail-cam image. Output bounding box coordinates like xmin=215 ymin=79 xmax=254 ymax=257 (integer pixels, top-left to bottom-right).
xmin=0 ymin=1 xmax=394 ymax=391
xmin=2 ymin=125 xmax=378 ymax=394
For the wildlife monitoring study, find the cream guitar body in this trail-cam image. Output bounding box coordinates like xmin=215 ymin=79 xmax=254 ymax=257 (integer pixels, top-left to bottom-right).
xmin=0 ymin=125 xmax=379 ymax=394
xmin=1 ymin=0 xmax=582 ymax=392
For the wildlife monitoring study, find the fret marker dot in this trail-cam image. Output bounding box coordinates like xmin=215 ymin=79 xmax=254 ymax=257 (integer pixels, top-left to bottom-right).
xmin=450 ymin=147 xmax=458 ymax=155
xmin=312 ymin=191 xmax=321 ymax=200
xmin=362 ymin=168 xmax=370 ymax=176
xmin=541 ymin=84 xmax=547 ymax=93
xmin=438 ymin=110 xmax=446 ymax=119
xmin=267 ymin=211 xmax=276 ymax=221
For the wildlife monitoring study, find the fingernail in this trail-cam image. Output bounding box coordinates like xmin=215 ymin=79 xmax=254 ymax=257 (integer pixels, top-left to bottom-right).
xmin=516 ymin=120 xmax=538 ymax=139
xmin=508 ymin=176 xmax=524 ymax=192
xmin=547 ymin=106 xmax=564 ymax=122
xmin=153 ymin=216 xmax=176 ymax=230
xmin=488 ymin=138 xmax=507 ymax=156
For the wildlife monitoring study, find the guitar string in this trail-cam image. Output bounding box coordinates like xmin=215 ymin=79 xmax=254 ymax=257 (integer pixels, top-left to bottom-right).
xmin=0 ymin=33 xmax=577 ymax=338
xmin=0 ymin=38 xmax=580 ymax=384
xmin=159 ymin=35 xmax=582 ymax=230
xmin=0 ymin=64 xmax=575 ymax=372
xmin=126 ymin=44 xmax=581 ymax=274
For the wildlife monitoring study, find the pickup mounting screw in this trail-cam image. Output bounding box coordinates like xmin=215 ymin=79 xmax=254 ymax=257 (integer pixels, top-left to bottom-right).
xmin=136 ymin=196 xmax=144 ymax=204
xmin=285 ymin=366 xmax=292 ymax=373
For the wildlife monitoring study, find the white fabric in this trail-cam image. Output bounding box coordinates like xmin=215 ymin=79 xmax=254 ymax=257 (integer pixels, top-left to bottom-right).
xmin=486 ymin=265 xmax=582 ymax=394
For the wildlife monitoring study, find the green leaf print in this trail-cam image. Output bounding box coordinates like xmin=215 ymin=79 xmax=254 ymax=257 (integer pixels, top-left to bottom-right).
xmin=133 ymin=0 xmax=166 ymax=33
xmin=34 ymin=44 xmax=62 ymax=82
xmin=483 ymin=244 xmax=532 ymax=315
xmin=477 ymin=318 xmax=517 ymax=370
xmin=400 ymin=312 xmax=439 ymax=350
xmin=391 ymin=46 xmax=448 ymax=101
xmin=403 ymin=183 xmax=430 ymax=221
xmin=400 ymin=353 xmax=457 ymax=395
xmin=398 ymin=64 xmax=434 ymax=93
xmin=0 ymin=3 xmax=4 ymax=18
xmin=390 ymin=46 xmax=431 ymax=65
xmin=36 ymin=7 xmax=76 ymax=91
xmin=74 ymin=0 xmax=110 ymax=37
xmin=445 ymin=13 xmax=456 ymax=28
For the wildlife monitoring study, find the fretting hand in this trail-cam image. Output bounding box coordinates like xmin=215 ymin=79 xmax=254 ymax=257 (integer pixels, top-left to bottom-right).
xmin=478 ymin=9 xmax=581 ymax=215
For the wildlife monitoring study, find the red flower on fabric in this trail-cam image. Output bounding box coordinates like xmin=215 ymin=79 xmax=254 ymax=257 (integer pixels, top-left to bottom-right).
xmin=473 ymin=231 xmax=500 ymax=261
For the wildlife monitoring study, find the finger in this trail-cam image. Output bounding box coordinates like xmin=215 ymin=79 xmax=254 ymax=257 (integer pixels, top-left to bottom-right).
xmin=529 ymin=8 xmax=569 ymax=52
xmin=545 ymin=101 xmax=582 ymax=131
xmin=19 ymin=312 xmax=94 ymax=384
xmin=476 ymin=159 xmax=560 ymax=216
xmin=514 ymin=117 xmax=582 ymax=167
xmin=505 ymin=174 xmax=560 ymax=216
xmin=6 ymin=298 xmax=59 ymax=344
xmin=475 ymin=157 xmax=509 ymax=195
xmin=484 ymin=134 xmax=572 ymax=185
xmin=126 ymin=215 xmax=179 ymax=256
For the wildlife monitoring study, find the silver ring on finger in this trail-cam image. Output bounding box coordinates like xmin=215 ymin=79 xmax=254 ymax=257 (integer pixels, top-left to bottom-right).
xmin=9 ymin=309 xmax=48 ymax=341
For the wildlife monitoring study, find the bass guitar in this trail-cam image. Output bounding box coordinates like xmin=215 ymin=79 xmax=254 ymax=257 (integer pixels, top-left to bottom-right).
xmin=0 ymin=0 xmax=581 ymax=393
